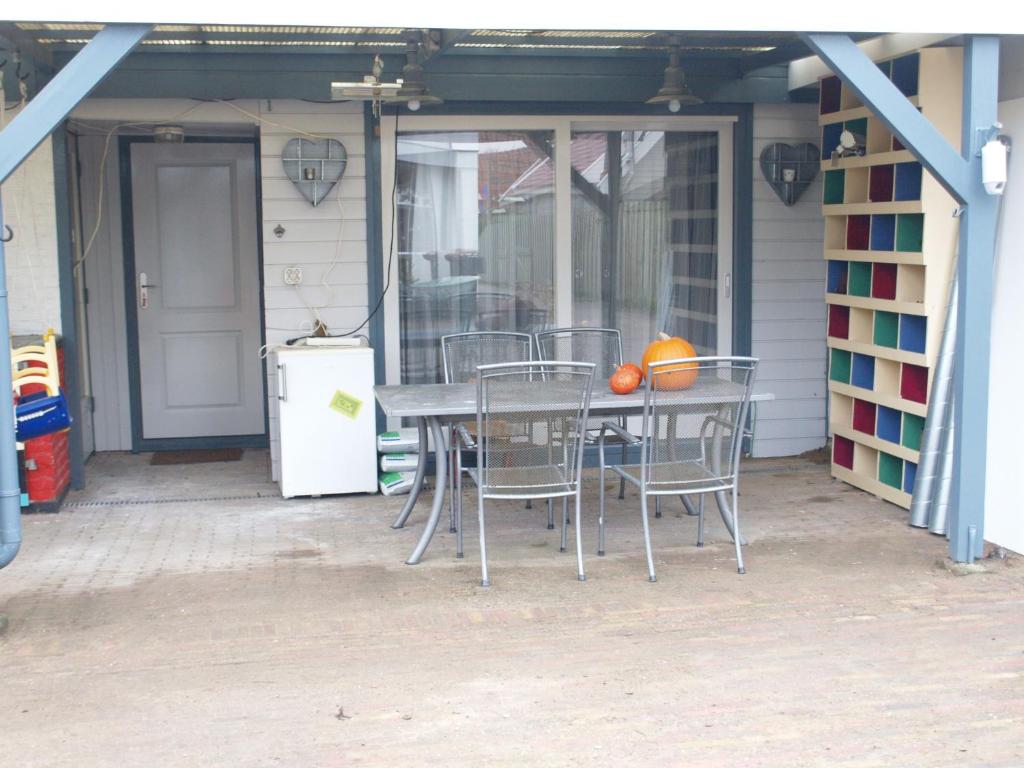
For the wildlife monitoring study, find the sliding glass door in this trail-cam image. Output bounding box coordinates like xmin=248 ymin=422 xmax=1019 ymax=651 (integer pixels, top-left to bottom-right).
xmin=383 ymin=117 xmax=732 ymax=387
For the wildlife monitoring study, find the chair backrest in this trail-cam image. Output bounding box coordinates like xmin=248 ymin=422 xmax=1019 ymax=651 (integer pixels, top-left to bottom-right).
xmin=11 ymin=330 xmax=61 ymax=397
xmin=534 ymin=327 xmax=623 ymax=380
xmin=640 ymin=357 xmax=758 ymax=490
xmin=441 ymin=331 xmax=533 ymax=384
xmin=475 ymin=361 xmax=595 ymax=494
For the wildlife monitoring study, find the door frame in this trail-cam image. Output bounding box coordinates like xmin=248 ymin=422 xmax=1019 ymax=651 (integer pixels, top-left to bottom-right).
xmin=118 ymin=134 xmax=269 ymax=452
xmin=378 ymin=113 xmax=737 ymax=391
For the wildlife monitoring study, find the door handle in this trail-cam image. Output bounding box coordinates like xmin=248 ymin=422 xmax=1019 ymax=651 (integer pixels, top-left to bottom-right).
xmin=277 ymin=363 xmax=288 ymax=402
xmin=138 ymin=271 xmax=158 ymax=309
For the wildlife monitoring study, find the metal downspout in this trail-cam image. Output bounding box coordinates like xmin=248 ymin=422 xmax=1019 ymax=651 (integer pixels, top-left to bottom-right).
xmin=909 ymin=272 xmax=958 ymax=528
xmin=929 ymin=394 xmax=956 ymax=536
xmin=0 ymin=198 xmax=21 ymax=568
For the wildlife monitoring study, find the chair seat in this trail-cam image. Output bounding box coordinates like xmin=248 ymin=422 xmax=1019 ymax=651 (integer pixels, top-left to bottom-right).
xmin=467 ymin=465 xmax=575 ymax=499
xmin=610 ymin=461 xmax=733 ymax=494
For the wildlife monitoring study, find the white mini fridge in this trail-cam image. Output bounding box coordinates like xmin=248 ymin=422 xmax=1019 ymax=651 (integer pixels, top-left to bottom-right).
xmin=275 ymin=344 xmax=378 ymax=498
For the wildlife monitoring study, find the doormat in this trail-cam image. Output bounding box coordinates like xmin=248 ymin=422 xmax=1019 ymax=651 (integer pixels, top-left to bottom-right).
xmin=150 ymin=448 xmax=244 ymax=466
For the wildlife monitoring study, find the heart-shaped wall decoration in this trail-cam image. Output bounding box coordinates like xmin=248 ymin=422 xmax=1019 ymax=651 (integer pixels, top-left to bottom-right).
xmin=759 ymin=142 xmax=819 ymax=206
xmin=281 ymin=138 xmax=348 ymax=206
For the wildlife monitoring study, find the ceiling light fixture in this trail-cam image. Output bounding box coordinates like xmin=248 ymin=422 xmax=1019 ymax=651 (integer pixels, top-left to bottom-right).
xmin=646 ymin=37 xmax=701 ymax=113
xmin=331 ymin=54 xmax=403 ymax=116
xmin=395 ymin=33 xmax=443 ymax=111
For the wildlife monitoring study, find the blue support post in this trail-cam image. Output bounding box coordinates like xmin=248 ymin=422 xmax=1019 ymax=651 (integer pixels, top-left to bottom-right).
xmin=801 ymin=33 xmax=970 ymax=204
xmin=799 ymin=33 xmax=1001 ymax=562
xmin=0 ymin=198 xmax=20 ymax=569
xmin=0 ymin=24 xmax=150 ymax=184
xmin=950 ymin=36 xmax=1000 ymax=562
xmin=0 ymin=24 xmax=149 ymax=570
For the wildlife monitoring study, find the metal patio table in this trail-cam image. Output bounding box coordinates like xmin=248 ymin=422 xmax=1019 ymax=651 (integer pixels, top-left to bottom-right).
xmin=374 ymin=381 xmax=773 ymax=565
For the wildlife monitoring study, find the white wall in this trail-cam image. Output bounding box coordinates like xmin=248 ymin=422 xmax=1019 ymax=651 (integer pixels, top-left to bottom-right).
xmin=0 ymin=105 xmax=61 ymax=336
xmin=258 ymin=100 xmax=368 ymax=480
xmin=985 ymin=96 xmax=1024 ymax=555
xmin=70 ymin=99 xmax=369 ymax=475
xmin=750 ymin=103 xmax=828 ymax=457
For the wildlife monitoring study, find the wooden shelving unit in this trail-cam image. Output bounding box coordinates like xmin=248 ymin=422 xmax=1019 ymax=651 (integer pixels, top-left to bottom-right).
xmin=820 ymin=47 xmax=962 ymax=508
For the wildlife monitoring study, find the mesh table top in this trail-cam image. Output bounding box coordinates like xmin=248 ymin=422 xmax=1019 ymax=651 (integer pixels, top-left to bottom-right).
xmin=374 ymin=380 xmax=773 ymax=420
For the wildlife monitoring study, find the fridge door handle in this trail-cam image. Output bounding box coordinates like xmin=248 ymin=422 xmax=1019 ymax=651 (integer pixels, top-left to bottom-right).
xmin=277 ymin=363 xmax=288 ymax=402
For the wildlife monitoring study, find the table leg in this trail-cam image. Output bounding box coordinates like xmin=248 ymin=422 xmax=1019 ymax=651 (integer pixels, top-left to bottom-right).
xmin=391 ymin=417 xmax=429 ymax=529
xmin=405 ymin=416 xmax=448 ymax=565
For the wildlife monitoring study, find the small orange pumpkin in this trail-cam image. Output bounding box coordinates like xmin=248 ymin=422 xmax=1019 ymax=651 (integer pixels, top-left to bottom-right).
xmin=620 ymin=362 xmax=644 ymax=382
xmin=641 ymin=332 xmax=698 ymax=390
xmin=609 ymin=364 xmax=642 ymax=395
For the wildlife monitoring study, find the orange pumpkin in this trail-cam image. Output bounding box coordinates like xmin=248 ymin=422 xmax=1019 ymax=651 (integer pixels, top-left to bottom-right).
xmin=609 ymin=365 xmax=642 ymax=395
xmin=620 ymin=362 xmax=644 ymax=382
xmin=641 ymin=332 xmax=698 ymax=390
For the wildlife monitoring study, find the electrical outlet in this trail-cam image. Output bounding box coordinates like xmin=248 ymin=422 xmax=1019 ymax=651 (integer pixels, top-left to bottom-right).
xmin=283 ymin=266 xmax=303 ymax=286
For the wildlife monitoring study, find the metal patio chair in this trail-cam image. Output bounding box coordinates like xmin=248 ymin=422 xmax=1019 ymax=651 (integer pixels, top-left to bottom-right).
xmin=535 ymin=327 xmax=632 ymax=501
xmin=455 ymin=361 xmax=595 ymax=586
xmin=441 ymin=332 xmax=534 ymax=531
xmin=597 ymin=356 xmax=758 ymax=581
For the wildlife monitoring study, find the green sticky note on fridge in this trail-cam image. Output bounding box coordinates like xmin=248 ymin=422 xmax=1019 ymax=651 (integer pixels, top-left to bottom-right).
xmin=329 ymin=389 xmax=363 ymax=420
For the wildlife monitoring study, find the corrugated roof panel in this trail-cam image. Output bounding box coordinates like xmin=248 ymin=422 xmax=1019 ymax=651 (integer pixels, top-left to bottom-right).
xmin=35 ymin=37 xmax=406 ymax=47
xmin=195 ymin=25 xmax=405 ymax=34
xmin=470 ymin=30 xmax=533 ymax=37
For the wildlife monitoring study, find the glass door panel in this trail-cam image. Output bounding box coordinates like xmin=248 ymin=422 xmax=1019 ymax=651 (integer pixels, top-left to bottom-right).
xmin=570 ymin=129 xmax=720 ymax=363
xmin=396 ymin=130 xmax=555 ymax=383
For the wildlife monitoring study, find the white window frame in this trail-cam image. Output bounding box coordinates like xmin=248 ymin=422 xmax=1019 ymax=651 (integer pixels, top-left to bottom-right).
xmin=379 ymin=114 xmax=736 ymax=389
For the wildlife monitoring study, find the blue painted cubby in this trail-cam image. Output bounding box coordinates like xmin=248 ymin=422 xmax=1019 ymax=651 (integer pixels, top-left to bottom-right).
xmin=827 ymin=260 xmax=849 ymax=294
xmin=899 ymin=314 xmax=927 ymax=354
xmin=870 ymin=214 xmax=896 ymax=251
xmin=877 ymin=405 xmax=902 ymax=444
xmin=894 ymin=162 xmax=923 ymax=201
xmin=851 ymin=353 xmax=876 ymax=390
xmin=822 ymin=123 xmax=843 ymax=160
xmin=903 ymin=460 xmax=918 ymax=494
xmin=891 ymin=53 xmax=920 ymax=97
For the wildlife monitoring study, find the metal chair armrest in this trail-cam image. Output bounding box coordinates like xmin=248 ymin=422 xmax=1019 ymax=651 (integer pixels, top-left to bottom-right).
xmin=454 ymin=422 xmax=477 ymax=450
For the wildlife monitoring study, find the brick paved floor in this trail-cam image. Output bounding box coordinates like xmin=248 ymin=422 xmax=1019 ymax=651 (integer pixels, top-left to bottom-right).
xmin=0 ymin=451 xmax=1021 ymax=767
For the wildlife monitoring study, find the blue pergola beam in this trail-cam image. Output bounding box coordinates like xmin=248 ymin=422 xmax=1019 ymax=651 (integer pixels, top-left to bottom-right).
xmin=0 ymin=23 xmax=151 ymax=185
xmin=951 ymin=36 xmax=1000 ymax=562
xmin=801 ymin=33 xmax=971 ymax=204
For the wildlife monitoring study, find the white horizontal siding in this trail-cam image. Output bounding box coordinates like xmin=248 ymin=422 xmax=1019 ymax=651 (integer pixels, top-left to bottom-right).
xmin=0 ymin=109 xmax=61 ymax=336
xmin=751 ymin=103 xmax=828 ymax=458
xmin=259 ymin=100 xmax=369 ymax=482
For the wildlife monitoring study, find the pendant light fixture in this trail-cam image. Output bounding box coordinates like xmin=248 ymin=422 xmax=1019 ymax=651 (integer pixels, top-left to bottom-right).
xmin=395 ymin=33 xmax=443 ymax=111
xmin=646 ymin=37 xmax=701 ymax=112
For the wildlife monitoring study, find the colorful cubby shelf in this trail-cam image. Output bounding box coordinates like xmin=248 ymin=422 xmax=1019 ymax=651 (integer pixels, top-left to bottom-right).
xmin=821 ymin=47 xmax=962 ymax=509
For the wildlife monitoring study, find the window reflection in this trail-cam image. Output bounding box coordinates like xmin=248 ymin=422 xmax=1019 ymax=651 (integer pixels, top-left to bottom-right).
xmin=397 ymin=131 xmax=556 ymax=383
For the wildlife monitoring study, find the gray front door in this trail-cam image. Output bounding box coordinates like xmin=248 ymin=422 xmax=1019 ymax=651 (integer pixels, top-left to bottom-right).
xmin=129 ymin=142 xmax=264 ymax=441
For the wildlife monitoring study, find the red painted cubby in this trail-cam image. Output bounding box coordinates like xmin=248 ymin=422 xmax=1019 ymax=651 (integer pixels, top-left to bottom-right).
xmin=869 ymin=164 xmax=895 ymax=202
xmin=828 ymin=304 xmax=850 ymax=339
xmin=853 ymin=399 xmax=877 ymax=435
xmin=871 ymin=262 xmax=898 ymax=300
xmin=833 ymin=435 xmax=855 ymax=470
xmin=900 ymin=363 xmax=929 ymax=404
xmin=846 ymin=215 xmax=871 ymax=250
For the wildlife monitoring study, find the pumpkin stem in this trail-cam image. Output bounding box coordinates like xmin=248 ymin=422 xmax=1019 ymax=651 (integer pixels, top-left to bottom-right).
xmin=657 ymin=332 xmax=671 ymax=341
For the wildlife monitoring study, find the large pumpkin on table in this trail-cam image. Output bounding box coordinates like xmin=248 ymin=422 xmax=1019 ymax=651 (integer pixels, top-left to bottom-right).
xmin=641 ymin=332 xmax=698 ymax=390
